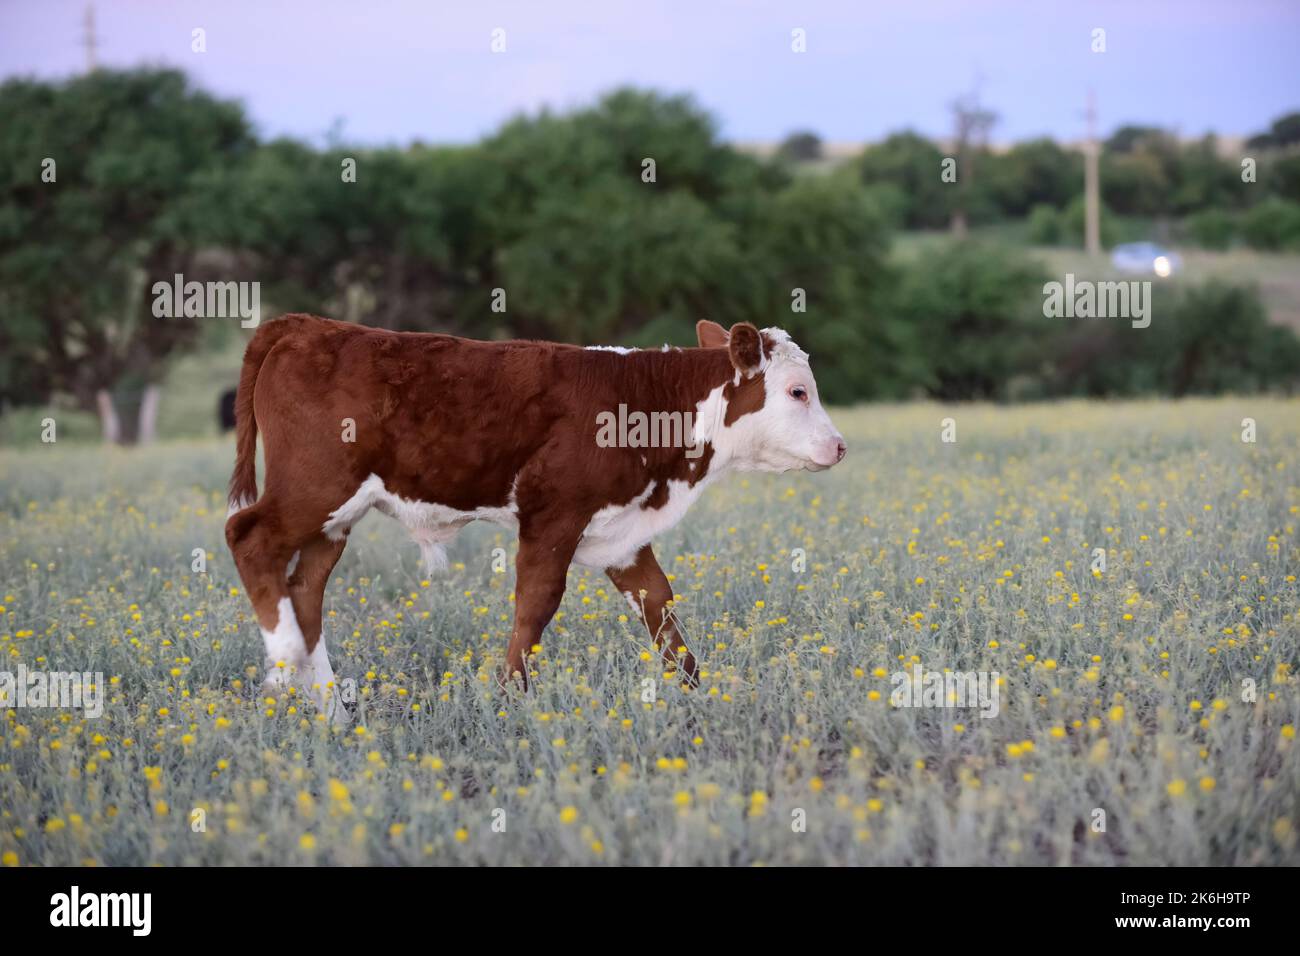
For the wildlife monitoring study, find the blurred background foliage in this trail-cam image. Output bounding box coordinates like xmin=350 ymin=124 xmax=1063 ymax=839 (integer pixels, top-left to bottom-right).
xmin=2 ymin=69 xmax=1299 ymax=442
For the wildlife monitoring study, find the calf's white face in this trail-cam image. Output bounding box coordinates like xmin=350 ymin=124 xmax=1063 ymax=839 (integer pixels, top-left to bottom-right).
xmin=753 ymin=337 xmax=846 ymax=471
xmin=703 ymin=322 xmax=847 ymax=474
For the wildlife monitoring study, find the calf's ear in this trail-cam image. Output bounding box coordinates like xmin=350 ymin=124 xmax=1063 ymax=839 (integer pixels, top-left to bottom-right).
xmin=696 ymin=319 xmax=729 ymax=349
xmin=727 ymin=322 xmax=765 ymax=378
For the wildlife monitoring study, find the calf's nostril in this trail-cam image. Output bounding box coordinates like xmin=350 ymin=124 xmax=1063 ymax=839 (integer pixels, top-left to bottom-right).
xmin=836 ymin=440 xmax=847 ymax=461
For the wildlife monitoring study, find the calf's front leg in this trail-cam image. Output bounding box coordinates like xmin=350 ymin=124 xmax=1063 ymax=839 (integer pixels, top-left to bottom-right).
xmin=607 ymin=544 xmax=699 ymax=686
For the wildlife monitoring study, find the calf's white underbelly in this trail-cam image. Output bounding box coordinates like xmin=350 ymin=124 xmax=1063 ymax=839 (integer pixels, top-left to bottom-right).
xmin=322 ymin=473 xmax=706 ymax=573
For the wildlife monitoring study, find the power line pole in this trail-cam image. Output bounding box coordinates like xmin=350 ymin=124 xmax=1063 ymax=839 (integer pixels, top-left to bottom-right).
xmin=83 ymin=3 xmax=98 ymax=72
xmin=1083 ymin=89 xmax=1101 ymax=256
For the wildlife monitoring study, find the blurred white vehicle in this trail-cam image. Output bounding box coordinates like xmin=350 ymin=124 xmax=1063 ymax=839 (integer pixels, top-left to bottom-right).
xmin=1110 ymin=242 xmax=1182 ymax=277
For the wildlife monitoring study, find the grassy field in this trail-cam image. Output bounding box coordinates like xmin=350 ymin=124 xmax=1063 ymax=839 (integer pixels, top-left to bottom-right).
xmin=1 ymin=398 xmax=1297 ymax=866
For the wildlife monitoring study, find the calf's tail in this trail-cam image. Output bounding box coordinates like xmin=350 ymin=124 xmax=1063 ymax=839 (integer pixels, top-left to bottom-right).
xmin=226 ymin=316 xmax=307 ymax=515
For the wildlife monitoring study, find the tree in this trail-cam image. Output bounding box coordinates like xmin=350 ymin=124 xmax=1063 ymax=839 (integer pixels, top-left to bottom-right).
xmin=1241 ymin=198 xmax=1300 ymax=250
xmin=0 ymin=69 xmax=254 ymax=442
xmin=1099 ymin=126 xmax=1214 ymax=219
xmin=1170 ymin=135 xmax=1240 ymax=215
xmin=1105 ymin=125 xmax=1170 ymax=155
xmin=983 ymin=138 xmax=1082 ymax=217
xmin=776 ymin=131 xmax=824 ymax=163
xmin=185 ymin=87 xmax=791 ymax=347
xmin=739 ymin=175 xmax=900 ymax=401
xmin=859 ymin=132 xmax=950 ymax=230
xmin=465 ymin=88 xmax=783 ymax=342
xmin=1247 ymin=111 xmax=1300 ymax=151
xmin=497 ymin=181 xmax=741 ymax=344
xmin=1102 ymin=149 xmax=1170 ymax=217
xmin=947 ymin=91 xmax=998 ymax=235
xmin=1269 ymin=153 xmax=1300 ymax=203
xmin=893 ymin=241 xmax=1047 ymax=400
xmin=187 ymin=138 xmax=476 ymax=331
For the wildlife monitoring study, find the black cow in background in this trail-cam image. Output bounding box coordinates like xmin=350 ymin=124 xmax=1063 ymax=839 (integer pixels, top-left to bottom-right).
xmin=219 ymin=387 xmax=237 ymax=432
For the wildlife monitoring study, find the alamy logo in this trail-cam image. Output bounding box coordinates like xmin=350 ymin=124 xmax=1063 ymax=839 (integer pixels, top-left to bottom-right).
xmin=50 ymin=886 xmax=151 ymax=936
xmin=890 ymin=664 xmax=1000 ymax=718
xmin=595 ymin=404 xmax=705 ymax=459
xmin=1043 ymin=273 xmax=1151 ymax=328
xmin=152 ymin=273 xmax=260 ymax=328
xmin=0 ymin=665 xmax=103 ymax=718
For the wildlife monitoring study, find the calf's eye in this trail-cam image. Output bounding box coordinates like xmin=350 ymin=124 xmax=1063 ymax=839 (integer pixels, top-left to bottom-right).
xmin=789 ymin=386 xmax=807 ymax=402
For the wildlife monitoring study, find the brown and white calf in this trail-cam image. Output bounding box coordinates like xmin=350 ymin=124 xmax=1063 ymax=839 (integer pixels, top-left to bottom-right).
xmin=224 ymin=315 xmax=845 ymax=722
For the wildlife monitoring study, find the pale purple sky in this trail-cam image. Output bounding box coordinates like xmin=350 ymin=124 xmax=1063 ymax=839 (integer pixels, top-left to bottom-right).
xmin=1 ymin=0 xmax=1297 ymax=146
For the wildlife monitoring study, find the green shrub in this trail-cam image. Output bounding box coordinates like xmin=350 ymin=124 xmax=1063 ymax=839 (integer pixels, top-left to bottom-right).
xmin=1242 ymin=198 xmax=1300 ymax=250
xmin=1044 ymin=280 xmax=1300 ymax=396
xmin=1027 ymin=204 xmax=1062 ymax=245
xmin=1184 ymin=208 xmax=1235 ymax=250
xmin=1062 ymin=196 xmax=1120 ymax=248
xmin=1151 ymin=280 xmax=1300 ymax=394
xmin=893 ymin=240 xmax=1048 ymax=400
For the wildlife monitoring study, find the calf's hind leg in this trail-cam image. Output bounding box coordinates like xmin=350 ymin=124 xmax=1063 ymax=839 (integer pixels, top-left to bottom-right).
xmin=226 ymin=500 xmax=344 ymax=722
xmin=286 ymin=533 xmax=349 ymax=724
xmin=503 ymin=525 xmax=580 ymax=689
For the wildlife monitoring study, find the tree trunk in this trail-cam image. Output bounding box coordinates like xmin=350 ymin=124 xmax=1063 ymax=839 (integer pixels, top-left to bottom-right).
xmin=95 ymin=386 xmax=155 ymax=445
xmin=95 ymin=389 xmax=121 ymax=444
xmin=137 ymin=384 xmax=161 ymax=444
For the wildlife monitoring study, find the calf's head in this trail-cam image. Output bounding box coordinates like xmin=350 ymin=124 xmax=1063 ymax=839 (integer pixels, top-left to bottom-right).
xmin=696 ymin=320 xmax=847 ymax=473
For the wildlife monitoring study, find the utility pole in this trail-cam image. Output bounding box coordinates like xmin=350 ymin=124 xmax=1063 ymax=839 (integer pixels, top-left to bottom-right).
xmin=83 ymin=3 xmax=98 ymax=72
xmin=1083 ymin=89 xmax=1101 ymax=256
